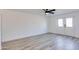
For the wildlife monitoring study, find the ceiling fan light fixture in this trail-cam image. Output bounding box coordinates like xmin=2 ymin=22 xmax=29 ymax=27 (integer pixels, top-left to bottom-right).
xmin=45 ymin=13 xmax=49 ymax=15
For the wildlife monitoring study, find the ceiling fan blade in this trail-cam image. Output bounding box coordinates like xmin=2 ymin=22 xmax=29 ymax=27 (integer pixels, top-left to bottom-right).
xmin=42 ymin=9 xmax=55 ymax=15
xmin=42 ymin=9 xmax=46 ymax=11
xmin=50 ymin=9 xmax=56 ymax=11
xmin=43 ymin=9 xmax=48 ymax=11
xmin=46 ymin=9 xmax=48 ymax=11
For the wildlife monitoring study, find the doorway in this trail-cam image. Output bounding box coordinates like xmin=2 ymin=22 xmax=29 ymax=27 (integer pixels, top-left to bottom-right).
xmin=57 ymin=17 xmax=74 ymax=36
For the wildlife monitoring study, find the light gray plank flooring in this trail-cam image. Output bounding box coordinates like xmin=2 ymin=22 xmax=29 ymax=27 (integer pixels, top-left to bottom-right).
xmin=2 ymin=33 xmax=79 ymax=50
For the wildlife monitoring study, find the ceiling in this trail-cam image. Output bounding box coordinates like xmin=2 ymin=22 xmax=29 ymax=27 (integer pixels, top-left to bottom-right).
xmin=53 ymin=9 xmax=79 ymax=15
xmin=9 ymin=9 xmax=79 ymax=15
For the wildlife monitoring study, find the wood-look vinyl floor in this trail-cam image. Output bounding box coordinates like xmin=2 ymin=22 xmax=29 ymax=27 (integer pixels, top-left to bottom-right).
xmin=2 ymin=33 xmax=79 ymax=50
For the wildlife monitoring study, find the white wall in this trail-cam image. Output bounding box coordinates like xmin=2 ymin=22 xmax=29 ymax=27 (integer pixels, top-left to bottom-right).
xmin=48 ymin=11 xmax=79 ymax=38
xmin=1 ymin=10 xmax=47 ymax=42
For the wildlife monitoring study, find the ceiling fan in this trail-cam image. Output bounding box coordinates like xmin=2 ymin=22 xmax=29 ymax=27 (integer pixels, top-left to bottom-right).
xmin=43 ymin=9 xmax=56 ymax=15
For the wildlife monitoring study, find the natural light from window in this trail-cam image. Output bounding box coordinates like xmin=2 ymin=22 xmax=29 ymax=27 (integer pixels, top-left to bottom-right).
xmin=58 ymin=19 xmax=63 ymax=27
xmin=66 ymin=18 xmax=73 ymax=27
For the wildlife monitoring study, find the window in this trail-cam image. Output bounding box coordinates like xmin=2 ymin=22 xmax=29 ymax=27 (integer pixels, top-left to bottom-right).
xmin=66 ymin=18 xmax=73 ymax=27
xmin=58 ymin=19 xmax=63 ymax=27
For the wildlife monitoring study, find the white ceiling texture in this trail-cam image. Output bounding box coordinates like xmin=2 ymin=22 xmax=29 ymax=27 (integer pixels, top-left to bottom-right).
xmin=8 ymin=9 xmax=79 ymax=15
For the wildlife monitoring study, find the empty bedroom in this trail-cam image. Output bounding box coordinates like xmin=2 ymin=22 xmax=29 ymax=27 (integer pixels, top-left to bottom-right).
xmin=1 ymin=9 xmax=79 ymax=50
